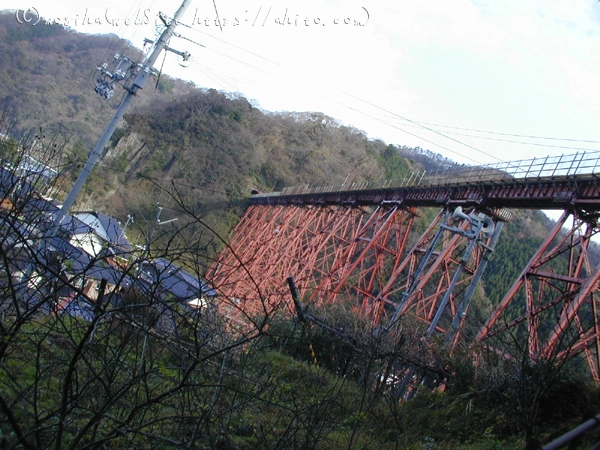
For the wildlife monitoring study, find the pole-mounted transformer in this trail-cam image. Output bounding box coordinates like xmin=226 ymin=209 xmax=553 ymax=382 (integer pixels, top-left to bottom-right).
xmin=94 ymin=54 xmax=138 ymax=99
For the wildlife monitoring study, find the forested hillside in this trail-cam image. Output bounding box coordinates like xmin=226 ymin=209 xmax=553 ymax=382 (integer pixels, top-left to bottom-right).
xmin=0 ymin=12 xmax=425 ymax=235
xmin=0 ymin=13 xmax=198 ymax=146
xmin=1 ymin=9 xmax=592 ymax=344
xmin=2 ymin=11 xmax=600 ymax=449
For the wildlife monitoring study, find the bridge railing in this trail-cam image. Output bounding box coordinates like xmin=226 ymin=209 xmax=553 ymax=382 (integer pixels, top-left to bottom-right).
xmin=267 ymin=150 xmax=600 ymax=197
xmin=422 ymin=150 xmax=600 ymax=186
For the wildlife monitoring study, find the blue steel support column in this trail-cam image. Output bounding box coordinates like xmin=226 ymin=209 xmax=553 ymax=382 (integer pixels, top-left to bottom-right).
xmin=386 ymin=209 xmax=451 ymax=331
xmin=425 ymin=218 xmax=485 ymax=337
xmin=451 ymin=221 xmax=504 ymax=331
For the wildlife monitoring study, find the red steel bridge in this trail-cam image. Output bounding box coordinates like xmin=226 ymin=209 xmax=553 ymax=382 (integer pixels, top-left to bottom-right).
xmin=209 ymin=151 xmax=600 ymax=383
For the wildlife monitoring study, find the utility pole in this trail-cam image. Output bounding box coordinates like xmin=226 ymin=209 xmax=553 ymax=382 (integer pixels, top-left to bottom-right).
xmin=49 ymin=0 xmax=193 ymax=237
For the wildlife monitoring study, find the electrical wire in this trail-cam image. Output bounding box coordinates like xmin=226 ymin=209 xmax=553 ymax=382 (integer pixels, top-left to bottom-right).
xmin=178 ymin=37 xmax=272 ymax=75
xmin=164 ymin=22 xmax=491 ymax=164
xmin=406 ymin=120 xmax=600 ymax=144
xmin=88 ymin=2 xmax=600 ymax=168
xmin=90 ymin=0 xmax=148 ymax=80
xmin=383 ymin=116 xmax=600 ymax=153
xmin=341 ymin=92 xmax=500 ymax=163
xmin=177 ymin=19 xmax=286 ymax=69
xmin=411 ymin=127 xmax=599 ymax=153
xmin=170 ymin=16 xmax=600 ymax=166
xmin=186 ymin=59 xmax=241 ymax=93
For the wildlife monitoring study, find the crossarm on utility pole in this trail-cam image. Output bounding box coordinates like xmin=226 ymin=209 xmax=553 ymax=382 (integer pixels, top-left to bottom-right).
xmin=48 ymin=0 xmax=193 ymax=237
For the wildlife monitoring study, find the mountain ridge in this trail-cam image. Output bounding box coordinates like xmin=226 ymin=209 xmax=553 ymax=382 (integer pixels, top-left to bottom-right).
xmin=0 ymin=10 xmax=575 ymax=305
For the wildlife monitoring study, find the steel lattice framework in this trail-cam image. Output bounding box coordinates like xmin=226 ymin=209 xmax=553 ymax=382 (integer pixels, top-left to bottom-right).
xmin=210 ymin=204 xmax=418 ymax=329
xmin=211 ymin=203 xmax=504 ymax=340
xmin=208 ymin=151 xmax=600 ymax=382
xmin=476 ymin=210 xmax=600 ymax=382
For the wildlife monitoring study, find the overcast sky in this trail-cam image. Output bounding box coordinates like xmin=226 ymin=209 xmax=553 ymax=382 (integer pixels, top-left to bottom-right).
xmin=4 ymin=0 xmax=600 ymax=167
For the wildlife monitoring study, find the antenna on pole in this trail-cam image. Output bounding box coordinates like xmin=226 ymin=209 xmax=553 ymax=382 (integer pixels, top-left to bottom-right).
xmin=48 ymin=0 xmax=193 ymax=237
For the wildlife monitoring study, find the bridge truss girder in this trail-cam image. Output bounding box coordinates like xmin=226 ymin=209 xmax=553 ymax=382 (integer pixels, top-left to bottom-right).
xmin=212 ymin=202 xmax=600 ymax=383
xmin=210 ymin=203 xmax=502 ymax=348
xmin=476 ymin=210 xmax=600 ymax=383
xmin=210 ymin=204 xmax=417 ymax=329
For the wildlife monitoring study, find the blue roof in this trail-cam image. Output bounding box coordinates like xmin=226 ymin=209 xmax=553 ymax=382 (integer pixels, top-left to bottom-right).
xmin=0 ymin=165 xmax=35 ymax=199
xmin=73 ymin=211 xmax=132 ymax=251
xmin=138 ymin=258 xmax=217 ymax=300
xmin=25 ymin=196 xmax=60 ymax=215
xmin=0 ymin=166 xmax=19 ymax=197
xmin=21 ymin=197 xmax=60 ymax=231
xmin=48 ymin=235 xmax=132 ymax=288
xmin=60 ymin=296 xmax=96 ymax=321
xmin=59 ymin=214 xmax=95 ymax=236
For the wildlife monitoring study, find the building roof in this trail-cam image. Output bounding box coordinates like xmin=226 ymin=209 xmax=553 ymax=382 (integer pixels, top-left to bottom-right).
xmin=57 ymin=295 xmax=96 ymax=321
xmin=0 ymin=166 xmax=18 ymax=198
xmin=138 ymin=258 xmax=217 ymax=301
xmin=25 ymin=196 xmax=60 ymax=216
xmin=73 ymin=211 xmax=132 ymax=252
xmin=0 ymin=165 xmax=35 ymax=199
xmin=59 ymin=213 xmax=95 ymax=236
xmin=48 ymin=235 xmax=132 ymax=288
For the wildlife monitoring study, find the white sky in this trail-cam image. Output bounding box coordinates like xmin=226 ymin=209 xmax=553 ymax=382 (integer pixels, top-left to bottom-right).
xmin=4 ymin=0 xmax=600 ymax=168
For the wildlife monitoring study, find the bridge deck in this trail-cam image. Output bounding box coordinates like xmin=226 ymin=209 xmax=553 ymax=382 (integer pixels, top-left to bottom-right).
xmin=216 ymin=151 xmax=600 ymax=384
xmin=252 ymin=151 xmax=600 ymax=212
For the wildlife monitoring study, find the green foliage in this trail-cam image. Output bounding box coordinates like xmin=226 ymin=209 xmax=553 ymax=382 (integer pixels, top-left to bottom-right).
xmin=379 ymin=144 xmax=413 ymax=180
xmin=264 ymin=317 xmax=359 ymax=378
xmin=110 ymin=151 xmax=129 ymax=172
xmin=2 ymin=11 xmax=599 ymax=449
xmin=0 ymin=10 xmax=428 ymax=257
xmin=484 ymin=228 xmax=539 ymax=305
xmin=0 ymin=136 xmax=20 ymax=164
xmin=7 ymin=19 xmax=64 ymax=42
xmin=396 ymin=353 xmax=600 ymax=449
xmin=0 ymin=12 xmax=197 ymax=150
xmin=109 ymin=126 xmax=126 ymax=148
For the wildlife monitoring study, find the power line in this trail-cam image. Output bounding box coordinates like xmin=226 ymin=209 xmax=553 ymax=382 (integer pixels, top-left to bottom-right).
xmin=187 ymin=59 xmax=242 ymax=93
xmin=298 ymin=90 xmax=482 ymax=164
xmin=177 ymin=20 xmax=286 ymax=69
xmin=168 ymin=25 xmax=492 ymax=164
xmin=166 ymin=18 xmax=496 ymax=162
xmin=410 ymin=120 xmax=600 ymax=144
xmin=139 ymin=11 xmax=600 ymax=166
xmin=419 ymin=129 xmax=600 ymax=153
xmin=90 ymin=0 xmax=151 ymax=82
xmin=342 ymin=92 xmax=500 ymax=163
xmin=383 ymin=117 xmax=600 ymax=152
xmin=50 ymin=0 xmax=195 ymax=236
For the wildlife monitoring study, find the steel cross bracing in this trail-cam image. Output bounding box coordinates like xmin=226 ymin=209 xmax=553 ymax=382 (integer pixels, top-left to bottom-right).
xmin=208 ymin=151 xmax=600 ymax=381
xmin=476 ymin=210 xmax=600 ymax=383
xmin=210 ymin=204 xmax=417 ymax=330
xmin=210 ymin=203 xmax=503 ymax=342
